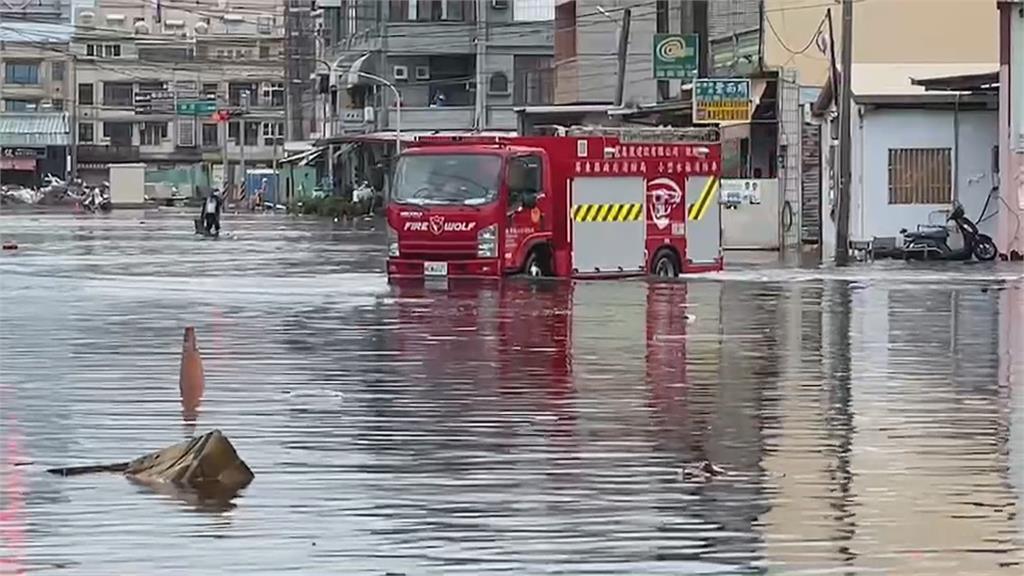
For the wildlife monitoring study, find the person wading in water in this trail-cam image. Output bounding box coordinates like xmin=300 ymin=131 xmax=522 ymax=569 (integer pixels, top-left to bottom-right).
xmin=199 ymin=189 xmax=224 ymax=236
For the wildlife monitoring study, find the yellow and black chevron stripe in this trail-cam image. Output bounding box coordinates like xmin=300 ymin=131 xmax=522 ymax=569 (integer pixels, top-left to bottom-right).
xmin=572 ymin=202 xmax=644 ymax=223
xmin=687 ymin=176 xmax=720 ymax=221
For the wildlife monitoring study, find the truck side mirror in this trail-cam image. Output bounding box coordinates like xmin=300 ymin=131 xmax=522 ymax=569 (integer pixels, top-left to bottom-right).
xmin=521 ymin=190 xmax=538 ymax=209
xmin=368 ymin=166 xmax=384 ymax=191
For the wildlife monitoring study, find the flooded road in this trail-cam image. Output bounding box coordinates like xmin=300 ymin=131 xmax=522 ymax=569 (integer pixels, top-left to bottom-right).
xmin=1 ymin=210 xmax=1023 ymax=575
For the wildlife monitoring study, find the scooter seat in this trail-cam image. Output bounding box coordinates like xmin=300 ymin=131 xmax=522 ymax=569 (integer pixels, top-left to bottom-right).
xmin=905 ymin=228 xmax=948 ymax=240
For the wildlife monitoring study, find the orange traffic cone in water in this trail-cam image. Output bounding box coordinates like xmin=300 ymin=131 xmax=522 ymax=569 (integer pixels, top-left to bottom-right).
xmin=179 ymin=327 xmax=206 ymax=422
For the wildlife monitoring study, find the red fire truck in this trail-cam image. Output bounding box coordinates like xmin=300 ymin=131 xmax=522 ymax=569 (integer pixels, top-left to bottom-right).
xmin=385 ymin=126 xmax=724 ymax=280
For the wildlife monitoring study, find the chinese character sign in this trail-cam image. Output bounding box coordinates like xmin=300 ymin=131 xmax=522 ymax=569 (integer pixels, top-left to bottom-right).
xmin=653 ymin=34 xmax=699 ymax=80
xmin=692 ymin=79 xmax=752 ymax=124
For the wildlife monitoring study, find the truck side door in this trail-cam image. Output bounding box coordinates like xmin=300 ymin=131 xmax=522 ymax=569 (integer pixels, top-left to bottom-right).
xmin=503 ymin=154 xmax=545 ymax=267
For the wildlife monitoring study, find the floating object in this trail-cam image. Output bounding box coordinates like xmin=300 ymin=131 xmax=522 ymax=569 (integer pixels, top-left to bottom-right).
xmin=2 ymin=241 xmax=17 ymax=250
xmin=680 ymin=460 xmax=726 ymax=480
xmin=179 ymin=327 xmax=205 ymax=421
xmin=46 ymin=429 xmax=253 ymax=495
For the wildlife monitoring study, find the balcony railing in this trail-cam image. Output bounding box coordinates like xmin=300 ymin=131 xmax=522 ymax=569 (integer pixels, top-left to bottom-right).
xmin=77 ymin=144 xmax=140 ymax=162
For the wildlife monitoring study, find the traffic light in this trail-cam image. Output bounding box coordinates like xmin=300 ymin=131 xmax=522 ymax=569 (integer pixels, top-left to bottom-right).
xmin=211 ymin=109 xmax=243 ymax=123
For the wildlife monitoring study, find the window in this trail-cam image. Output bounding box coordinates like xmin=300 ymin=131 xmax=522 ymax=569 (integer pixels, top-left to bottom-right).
xmin=514 ymin=0 xmax=554 ymax=22
xmin=103 ymin=82 xmax=134 ymax=106
xmin=79 ymin=122 xmax=95 ymax=143
xmin=488 ymin=72 xmax=509 ymax=94
xmin=390 ymin=0 xmax=468 ymax=22
xmin=257 ymin=15 xmax=273 ymax=34
xmin=389 ymin=0 xmax=408 ymax=21
xmin=244 ymin=122 xmax=259 ymax=146
xmin=51 ymin=61 xmax=65 ymax=82
xmin=5 ymin=62 xmax=40 ymax=85
xmin=346 ymin=1 xmax=357 ymax=35
xmin=259 ymin=45 xmax=270 ymax=59
xmin=228 ymin=83 xmax=257 ymax=106
xmin=4 ymin=99 xmax=37 ymax=112
xmin=888 ymin=148 xmax=952 ymax=204
xmin=514 ymin=55 xmax=553 ymax=105
xmin=87 ymin=44 xmax=121 ymax=58
xmin=140 ymin=122 xmax=167 ymax=146
xmin=103 ymin=122 xmax=133 ymax=146
xmin=202 ymin=83 xmax=220 ymax=99
xmin=51 ymin=99 xmax=64 ymax=111
xmin=261 ymin=121 xmax=284 ymax=146
xmin=138 ymin=81 xmax=165 ymax=94
xmin=508 ymin=154 xmax=542 ymax=208
xmin=261 ymin=82 xmax=285 ymax=107
xmin=554 ymin=1 xmax=576 ymax=62
xmin=202 ymin=123 xmax=219 ymax=147
xmin=78 ymin=83 xmax=95 ymax=105
xmin=229 ymin=121 xmax=239 ymax=143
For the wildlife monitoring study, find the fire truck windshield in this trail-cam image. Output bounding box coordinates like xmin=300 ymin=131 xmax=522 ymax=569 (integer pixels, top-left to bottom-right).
xmin=393 ymin=154 xmax=502 ymax=206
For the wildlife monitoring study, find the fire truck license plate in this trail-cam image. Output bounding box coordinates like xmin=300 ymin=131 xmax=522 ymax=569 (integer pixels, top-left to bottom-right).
xmin=423 ymin=262 xmax=448 ymax=277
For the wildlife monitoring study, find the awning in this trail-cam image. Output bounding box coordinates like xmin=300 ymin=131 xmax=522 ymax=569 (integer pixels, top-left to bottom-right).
xmin=279 ymin=146 xmax=325 ymax=165
xmin=911 ymin=71 xmax=1000 ymax=92
xmin=332 ymin=142 xmax=356 ymax=160
xmin=345 ymin=53 xmax=376 ymax=88
xmin=0 ymin=112 xmax=69 ymax=147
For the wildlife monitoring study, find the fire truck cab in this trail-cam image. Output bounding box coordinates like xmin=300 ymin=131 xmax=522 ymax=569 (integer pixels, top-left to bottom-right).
xmin=385 ymin=127 xmax=723 ymax=280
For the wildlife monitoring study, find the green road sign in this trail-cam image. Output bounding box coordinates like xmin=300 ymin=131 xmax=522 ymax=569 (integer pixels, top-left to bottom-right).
xmin=176 ymin=101 xmax=218 ymax=116
xmin=653 ymin=33 xmax=698 ymax=80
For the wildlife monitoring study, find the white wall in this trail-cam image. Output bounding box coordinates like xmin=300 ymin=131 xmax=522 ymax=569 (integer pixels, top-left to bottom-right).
xmin=853 ymin=107 xmax=999 ymax=240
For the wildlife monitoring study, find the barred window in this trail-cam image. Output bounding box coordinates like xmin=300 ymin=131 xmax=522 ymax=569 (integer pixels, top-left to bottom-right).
xmin=887 ymin=148 xmax=952 ymax=205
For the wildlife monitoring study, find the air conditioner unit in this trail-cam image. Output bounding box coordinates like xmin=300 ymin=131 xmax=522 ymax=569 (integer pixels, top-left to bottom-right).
xmin=414 ymin=66 xmax=430 ymax=81
xmin=393 ymin=65 xmax=409 ymax=81
xmin=492 ymin=0 xmax=509 ymax=10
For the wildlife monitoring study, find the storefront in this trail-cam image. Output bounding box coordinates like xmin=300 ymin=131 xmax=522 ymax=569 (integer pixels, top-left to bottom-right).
xmin=0 ymin=113 xmax=70 ymax=187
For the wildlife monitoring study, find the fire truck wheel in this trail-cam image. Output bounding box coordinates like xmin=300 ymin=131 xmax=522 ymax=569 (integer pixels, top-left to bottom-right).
xmin=652 ymin=250 xmax=680 ymax=278
xmin=523 ymin=250 xmax=551 ymax=278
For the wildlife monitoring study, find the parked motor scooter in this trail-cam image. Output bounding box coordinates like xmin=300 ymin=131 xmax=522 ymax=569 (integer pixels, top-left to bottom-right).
xmin=900 ymin=202 xmax=998 ymax=261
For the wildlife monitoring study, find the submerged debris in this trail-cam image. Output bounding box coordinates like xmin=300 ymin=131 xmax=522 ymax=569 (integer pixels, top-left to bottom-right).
xmin=47 ymin=429 xmax=253 ymax=497
xmin=680 ymin=460 xmax=727 ymax=481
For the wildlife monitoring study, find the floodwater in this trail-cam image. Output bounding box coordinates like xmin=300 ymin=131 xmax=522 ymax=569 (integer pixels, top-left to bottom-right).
xmin=1 ymin=210 xmax=1023 ymax=575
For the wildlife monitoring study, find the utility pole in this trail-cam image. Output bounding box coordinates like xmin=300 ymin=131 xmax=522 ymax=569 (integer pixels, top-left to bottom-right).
xmin=614 ymin=7 xmax=632 ymax=107
xmin=240 ymin=90 xmax=249 ymax=189
xmin=220 ymin=100 xmax=230 ymax=195
xmin=834 ymin=0 xmax=854 ymax=266
xmin=474 ymin=0 xmax=487 ymax=130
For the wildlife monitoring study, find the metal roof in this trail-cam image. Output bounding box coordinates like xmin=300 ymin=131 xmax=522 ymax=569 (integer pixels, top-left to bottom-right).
xmin=0 ymin=112 xmax=70 ymax=146
xmin=0 ymin=21 xmax=75 ymax=43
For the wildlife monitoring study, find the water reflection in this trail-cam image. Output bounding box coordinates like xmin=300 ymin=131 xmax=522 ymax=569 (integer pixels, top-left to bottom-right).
xmin=0 ymin=212 xmax=1022 ymax=574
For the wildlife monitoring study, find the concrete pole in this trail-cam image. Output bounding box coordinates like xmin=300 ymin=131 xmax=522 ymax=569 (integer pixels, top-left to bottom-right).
xmin=220 ymin=98 xmax=229 ymax=194
xmin=240 ymin=90 xmax=248 ymax=192
xmin=474 ymin=0 xmax=487 ymax=130
xmin=614 ymin=8 xmax=632 ymax=107
xmin=834 ymin=0 xmax=854 ymax=266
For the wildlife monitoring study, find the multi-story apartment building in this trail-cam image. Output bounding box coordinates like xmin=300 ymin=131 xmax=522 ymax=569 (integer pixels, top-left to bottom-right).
xmin=320 ymin=0 xmax=555 ymax=136
xmin=0 ymin=0 xmax=74 ymax=186
xmin=69 ymin=0 xmax=288 ymax=189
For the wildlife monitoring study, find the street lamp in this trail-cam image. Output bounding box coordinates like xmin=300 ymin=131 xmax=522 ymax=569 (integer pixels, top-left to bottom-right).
xmin=329 ymin=55 xmax=402 ymax=155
